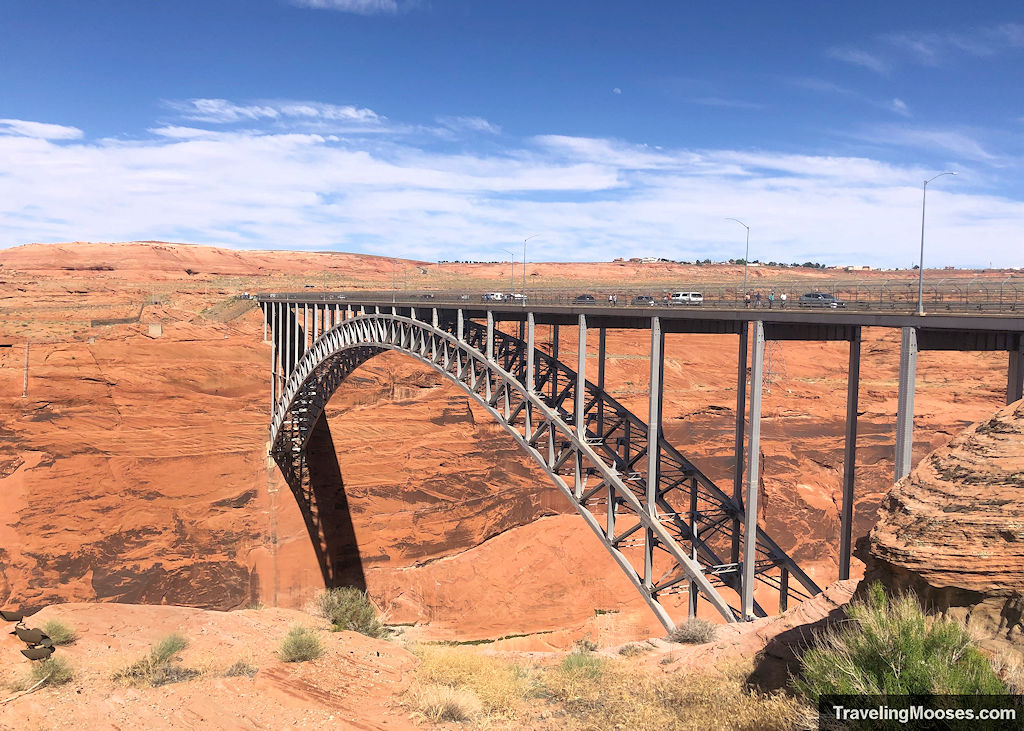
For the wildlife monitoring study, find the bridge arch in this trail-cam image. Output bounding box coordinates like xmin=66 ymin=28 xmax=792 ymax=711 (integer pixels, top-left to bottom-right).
xmin=266 ymin=309 xmax=820 ymax=629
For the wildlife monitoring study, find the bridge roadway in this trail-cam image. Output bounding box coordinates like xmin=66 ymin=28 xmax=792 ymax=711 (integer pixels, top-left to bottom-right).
xmin=257 ymin=292 xmax=1024 ymax=629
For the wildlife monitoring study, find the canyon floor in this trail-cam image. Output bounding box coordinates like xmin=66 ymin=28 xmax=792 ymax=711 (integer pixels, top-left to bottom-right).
xmin=0 ymin=242 xmax=1015 ymax=726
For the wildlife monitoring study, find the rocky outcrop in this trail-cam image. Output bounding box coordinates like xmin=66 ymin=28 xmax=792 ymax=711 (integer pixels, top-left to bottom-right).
xmin=861 ymin=399 xmax=1024 ymax=660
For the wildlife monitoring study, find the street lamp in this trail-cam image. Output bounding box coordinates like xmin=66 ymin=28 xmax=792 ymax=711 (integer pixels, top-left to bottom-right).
xmin=523 ymin=234 xmax=540 ymax=302
xmin=917 ymin=171 xmax=958 ymax=316
xmin=726 ymin=218 xmax=751 ymax=295
xmin=502 ymin=249 xmax=516 ymax=293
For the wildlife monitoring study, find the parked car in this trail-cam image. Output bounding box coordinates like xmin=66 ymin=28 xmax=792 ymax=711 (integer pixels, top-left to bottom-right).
xmin=418 ymin=293 xmax=435 ymax=300
xmin=798 ymin=292 xmax=846 ymax=308
xmin=482 ymin=292 xmax=505 ymax=302
xmin=507 ymin=292 xmax=527 ymax=302
xmin=631 ymin=294 xmax=656 ymax=306
xmin=669 ymin=291 xmax=704 ymax=305
xmin=572 ymin=294 xmax=596 ymax=304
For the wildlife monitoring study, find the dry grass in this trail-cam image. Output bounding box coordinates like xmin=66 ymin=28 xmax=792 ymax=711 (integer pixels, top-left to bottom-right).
xmin=112 ymin=633 xmax=200 ymax=687
xmin=667 ymin=618 xmax=717 ymax=645
xmin=9 ymin=656 xmax=74 ymax=691
xmin=408 ymin=683 xmax=484 ymax=723
xmin=406 ymin=644 xmax=811 ymax=730
xmin=41 ymin=619 xmax=77 ymax=646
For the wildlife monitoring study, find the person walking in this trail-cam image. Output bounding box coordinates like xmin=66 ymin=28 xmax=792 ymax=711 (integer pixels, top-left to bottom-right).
xmin=755 ymin=291 xmax=762 ymax=308
xmin=744 ymin=292 xmax=751 ymax=308
xmin=780 ymin=292 xmax=787 ymax=308
xmin=613 ymin=293 xmax=618 ymax=306
xmin=768 ymin=290 xmax=775 ymax=309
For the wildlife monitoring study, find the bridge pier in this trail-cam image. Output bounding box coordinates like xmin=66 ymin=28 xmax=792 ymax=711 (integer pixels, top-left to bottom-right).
xmin=1009 ymin=339 xmax=1024 ymax=405
xmin=742 ymin=321 xmax=765 ymax=621
xmin=731 ymin=323 xmax=748 ymax=566
xmin=895 ymin=327 xmax=918 ymax=482
xmin=839 ymin=327 xmax=861 ymax=580
xmin=644 ymin=316 xmax=664 ymax=592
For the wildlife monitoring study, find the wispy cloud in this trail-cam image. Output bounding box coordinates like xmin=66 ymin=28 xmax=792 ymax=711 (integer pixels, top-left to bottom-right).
xmin=827 ymin=47 xmax=889 ymax=75
xmin=0 ymin=103 xmax=1020 ymax=268
xmin=889 ymin=98 xmax=911 ymax=117
xmin=788 ymin=78 xmax=914 ymax=118
xmin=168 ymin=98 xmax=381 ymax=125
xmin=437 ymin=116 xmax=501 ymax=135
xmin=291 ymin=0 xmax=399 ymax=15
xmin=689 ymin=97 xmax=763 ymax=110
xmin=0 ymin=119 xmax=83 ymax=140
xmin=858 ymin=124 xmax=998 ymax=162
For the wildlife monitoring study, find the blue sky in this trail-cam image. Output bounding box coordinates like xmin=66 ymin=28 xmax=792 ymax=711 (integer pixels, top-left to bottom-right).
xmin=0 ymin=1 xmax=1021 ymax=267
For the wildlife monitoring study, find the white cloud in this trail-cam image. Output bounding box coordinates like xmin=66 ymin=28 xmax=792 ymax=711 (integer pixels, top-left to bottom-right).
xmin=889 ymin=98 xmax=911 ymax=117
xmin=0 ymin=104 xmax=1021 ymax=269
xmin=291 ymin=0 xmax=399 ymax=14
xmin=827 ymin=47 xmax=889 ymax=75
xmin=689 ymin=97 xmax=762 ymax=110
xmin=0 ymin=119 xmax=83 ymax=140
xmin=436 ymin=116 xmax=501 ymax=134
xmin=881 ymin=23 xmax=1024 ymax=66
xmin=168 ymin=98 xmax=380 ymax=125
xmin=612 ymin=88 xmax=622 ymax=95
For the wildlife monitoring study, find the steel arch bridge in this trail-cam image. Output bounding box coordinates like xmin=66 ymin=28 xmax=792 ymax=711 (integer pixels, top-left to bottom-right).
xmin=260 ymin=301 xmax=821 ymax=629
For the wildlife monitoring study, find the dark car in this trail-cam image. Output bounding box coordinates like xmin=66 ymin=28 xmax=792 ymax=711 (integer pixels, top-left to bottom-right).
xmin=631 ymin=295 xmax=656 ymax=306
xmin=572 ymin=294 xmax=596 ymax=304
xmin=418 ymin=293 xmax=435 ymax=300
xmin=798 ymin=292 xmax=846 ymax=309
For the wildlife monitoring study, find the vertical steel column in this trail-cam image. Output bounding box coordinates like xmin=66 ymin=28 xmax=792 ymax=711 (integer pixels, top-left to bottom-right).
xmin=731 ymin=323 xmax=748 ymax=564
xmin=263 ymin=303 xmax=268 ymax=342
xmin=741 ymin=321 xmax=765 ymax=621
xmin=839 ymin=327 xmax=862 ymax=581
xmin=292 ymin=304 xmax=299 ymax=369
xmin=431 ymin=307 xmax=439 ymax=328
xmin=267 ymin=304 xmax=275 ymax=413
xmin=551 ymin=324 xmax=560 ymax=401
xmin=576 ymin=314 xmax=587 ymax=433
xmin=304 ymin=304 xmax=309 ymax=350
xmin=312 ymin=304 xmax=318 ymax=341
xmin=526 ymin=313 xmax=536 ymax=392
xmin=457 ymin=309 xmax=464 ymax=341
xmin=644 ymin=317 xmax=664 ymax=590
xmin=486 ymin=311 xmax=494 ymax=360
xmin=597 ymin=327 xmax=607 ymax=437
xmin=688 ymin=476 xmax=698 ymax=618
xmin=285 ymin=303 xmax=293 ymax=376
xmin=895 ymin=327 xmax=918 ymax=482
xmin=1008 ymin=338 xmax=1023 ymax=405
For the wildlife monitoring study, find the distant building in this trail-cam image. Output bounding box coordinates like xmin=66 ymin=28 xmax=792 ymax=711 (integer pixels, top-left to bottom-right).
xmin=844 ymin=265 xmax=872 ymax=272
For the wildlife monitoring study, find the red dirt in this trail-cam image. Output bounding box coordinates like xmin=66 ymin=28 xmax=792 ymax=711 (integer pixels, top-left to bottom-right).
xmin=0 ymin=241 xmax=1011 ymax=650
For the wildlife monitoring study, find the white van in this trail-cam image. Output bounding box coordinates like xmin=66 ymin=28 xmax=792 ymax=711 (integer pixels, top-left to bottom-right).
xmin=669 ymin=292 xmax=703 ymax=305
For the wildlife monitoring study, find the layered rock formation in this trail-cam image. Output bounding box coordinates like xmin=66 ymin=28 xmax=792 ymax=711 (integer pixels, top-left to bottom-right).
xmin=862 ymin=399 xmax=1024 ymax=660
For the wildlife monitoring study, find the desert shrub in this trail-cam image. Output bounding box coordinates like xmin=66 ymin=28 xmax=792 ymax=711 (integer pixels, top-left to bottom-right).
xmin=314 ymin=587 xmax=387 ymax=639
xmin=572 ymin=632 xmax=598 ymax=652
xmin=279 ymin=624 xmax=323 ymax=663
xmin=667 ymin=617 xmax=716 ymax=644
xmin=409 ymin=683 xmax=483 ymax=723
xmin=224 ymin=659 xmax=258 ymax=677
xmin=795 ymin=582 xmax=1006 ymax=702
xmin=558 ymin=650 xmax=606 ymax=679
xmin=11 ymin=656 xmax=74 ymax=690
xmin=618 ymin=643 xmax=647 ymax=657
xmin=113 ymin=633 xmax=199 ymax=687
xmin=42 ymin=619 xmax=77 ymax=645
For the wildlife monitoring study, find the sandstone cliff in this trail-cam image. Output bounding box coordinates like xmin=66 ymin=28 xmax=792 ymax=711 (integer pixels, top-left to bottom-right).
xmin=862 ymin=399 xmax=1024 ymax=660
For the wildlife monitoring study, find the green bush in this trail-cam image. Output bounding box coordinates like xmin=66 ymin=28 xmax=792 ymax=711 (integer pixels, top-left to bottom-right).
xmin=795 ymin=583 xmax=1006 ymax=702
xmin=42 ymin=619 xmax=77 ymax=645
xmin=279 ymin=624 xmax=323 ymax=663
xmin=668 ymin=618 xmax=716 ymax=645
xmin=314 ymin=587 xmax=387 ymax=639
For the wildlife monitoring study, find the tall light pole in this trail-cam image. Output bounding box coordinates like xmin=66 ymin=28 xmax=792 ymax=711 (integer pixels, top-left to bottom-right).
xmin=726 ymin=218 xmax=751 ymax=294
xmin=523 ymin=234 xmax=540 ymax=302
xmin=502 ymin=249 xmax=516 ymax=293
xmin=917 ymin=171 xmax=958 ymax=316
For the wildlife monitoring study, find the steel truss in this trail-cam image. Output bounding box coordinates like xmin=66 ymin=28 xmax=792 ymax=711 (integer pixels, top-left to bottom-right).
xmin=266 ymin=308 xmax=820 ymax=628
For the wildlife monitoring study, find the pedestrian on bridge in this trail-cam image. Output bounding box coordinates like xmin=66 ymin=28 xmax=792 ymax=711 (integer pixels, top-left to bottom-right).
xmin=780 ymin=292 xmax=787 ymax=308
xmin=755 ymin=291 xmax=762 ymax=308
xmin=768 ymin=290 xmax=775 ymax=309
xmin=744 ymin=292 xmax=751 ymax=308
